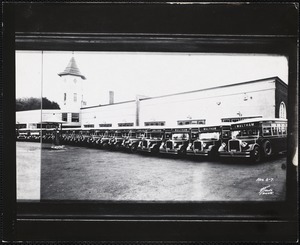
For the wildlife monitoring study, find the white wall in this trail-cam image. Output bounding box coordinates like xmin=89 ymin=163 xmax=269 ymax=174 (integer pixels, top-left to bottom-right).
xmin=16 ymin=79 xmax=278 ymax=129
xmin=81 ymin=101 xmax=136 ymax=127
xmin=16 ymin=109 xmax=62 ymax=128
xmin=81 ymin=79 xmax=276 ymax=127
xmin=140 ymin=80 xmax=276 ymax=126
xmin=60 ymin=75 xmax=84 ymax=114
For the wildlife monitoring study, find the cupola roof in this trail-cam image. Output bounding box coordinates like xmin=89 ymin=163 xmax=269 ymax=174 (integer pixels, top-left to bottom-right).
xmin=58 ymin=57 xmax=86 ymax=80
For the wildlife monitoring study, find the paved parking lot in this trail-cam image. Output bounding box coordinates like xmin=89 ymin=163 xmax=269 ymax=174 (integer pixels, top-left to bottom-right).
xmin=17 ymin=141 xmax=287 ymax=201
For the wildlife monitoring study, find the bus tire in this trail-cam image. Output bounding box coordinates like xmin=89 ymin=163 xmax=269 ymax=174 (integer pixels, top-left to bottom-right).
xmin=115 ymin=143 xmax=121 ymax=150
xmin=251 ymin=146 xmax=261 ymax=163
xmin=178 ymin=148 xmax=186 ymax=157
xmin=151 ymin=145 xmax=159 ymax=154
xmin=208 ymin=149 xmax=218 ymax=160
xmin=263 ymin=140 xmax=272 ymax=157
xmin=130 ymin=144 xmax=138 ymax=153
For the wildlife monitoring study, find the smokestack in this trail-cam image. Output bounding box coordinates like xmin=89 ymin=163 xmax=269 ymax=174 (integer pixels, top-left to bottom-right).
xmin=109 ymin=91 xmax=114 ymax=104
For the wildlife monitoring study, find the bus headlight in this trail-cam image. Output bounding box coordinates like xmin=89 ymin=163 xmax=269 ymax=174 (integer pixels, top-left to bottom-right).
xmin=222 ymin=142 xmax=226 ymax=148
xmin=242 ymin=142 xmax=248 ymax=148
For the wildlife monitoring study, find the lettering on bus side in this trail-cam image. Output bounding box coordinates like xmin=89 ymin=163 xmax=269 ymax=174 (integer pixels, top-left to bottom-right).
xmin=201 ymin=127 xmax=219 ymax=131
xmin=232 ymin=122 xmax=259 ymax=129
xmin=173 ymin=128 xmax=189 ymax=132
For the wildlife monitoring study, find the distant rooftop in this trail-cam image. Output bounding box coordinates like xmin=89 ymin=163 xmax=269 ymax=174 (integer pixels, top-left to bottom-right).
xmin=58 ymin=57 xmax=86 ymax=80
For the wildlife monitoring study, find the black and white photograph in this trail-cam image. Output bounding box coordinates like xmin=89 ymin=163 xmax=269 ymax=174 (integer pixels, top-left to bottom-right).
xmin=3 ymin=2 xmax=298 ymax=242
xmin=16 ymin=51 xmax=289 ymax=201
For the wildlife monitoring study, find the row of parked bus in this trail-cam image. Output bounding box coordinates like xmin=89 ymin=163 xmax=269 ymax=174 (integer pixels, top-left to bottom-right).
xmin=16 ymin=118 xmax=287 ymax=162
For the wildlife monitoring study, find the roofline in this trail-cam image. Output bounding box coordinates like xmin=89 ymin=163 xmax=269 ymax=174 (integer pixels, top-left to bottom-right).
xmin=58 ymin=72 xmax=86 ymax=80
xmin=16 ymin=109 xmax=61 ymax=113
xmin=140 ymin=76 xmax=283 ymax=101
xmin=81 ymin=100 xmax=136 ymax=110
xmin=80 ymin=76 xmax=284 ymax=110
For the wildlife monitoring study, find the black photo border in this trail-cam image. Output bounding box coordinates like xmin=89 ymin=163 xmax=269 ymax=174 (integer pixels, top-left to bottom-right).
xmin=2 ymin=2 xmax=298 ymax=242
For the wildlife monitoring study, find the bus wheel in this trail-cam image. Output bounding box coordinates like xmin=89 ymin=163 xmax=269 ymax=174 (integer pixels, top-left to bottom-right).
xmin=130 ymin=145 xmax=137 ymax=153
xmin=208 ymin=150 xmax=217 ymax=160
xmin=115 ymin=143 xmax=121 ymax=150
xmin=151 ymin=146 xmax=159 ymax=155
xmin=263 ymin=140 xmax=272 ymax=157
xmin=251 ymin=146 xmax=261 ymax=163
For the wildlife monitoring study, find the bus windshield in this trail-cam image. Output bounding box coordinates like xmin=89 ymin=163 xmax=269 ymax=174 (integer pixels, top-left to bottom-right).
xmin=199 ymin=132 xmax=220 ymax=140
xmin=171 ymin=133 xmax=189 ymax=140
xmin=145 ymin=132 xmax=162 ymax=139
xmin=232 ymin=129 xmax=260 ymax=139
xmin=129 ymin=133 xmax=136 ymax=138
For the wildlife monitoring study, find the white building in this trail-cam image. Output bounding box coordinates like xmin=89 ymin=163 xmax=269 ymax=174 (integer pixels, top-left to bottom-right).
xmin=80 ymin=76 xmax=287 ymax=128
xmin=16 ymin=57 xmax=288 ymax=129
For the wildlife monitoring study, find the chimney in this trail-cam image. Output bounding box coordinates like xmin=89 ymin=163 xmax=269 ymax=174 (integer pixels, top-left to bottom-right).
xmin=109 ymin=91 xmax=114 ymax=104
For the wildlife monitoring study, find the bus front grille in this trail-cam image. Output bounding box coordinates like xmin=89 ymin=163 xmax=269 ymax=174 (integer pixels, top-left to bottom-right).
xmin=229 ymin=140 xmax=240 ymax=151
xmin=193 ymin=142 xmax=202 ymax=150
xmin=166 ymin=141 xmax=173 ymax=149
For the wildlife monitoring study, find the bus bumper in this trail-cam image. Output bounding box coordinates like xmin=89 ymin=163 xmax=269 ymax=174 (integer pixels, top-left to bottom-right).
xmin=186 ymin=150 xmax=209 ymax=156
xmin=137 ymin=147 xmax=151 ymax=153
xmin=159 ymin=149 xmax=179 ymax=155
xmin=219 ymin=151 xmax=251 ymax=158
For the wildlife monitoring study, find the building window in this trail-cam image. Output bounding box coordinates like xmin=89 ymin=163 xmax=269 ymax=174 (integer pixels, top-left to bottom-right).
xmin=279 ymin=102 xmax=286 ymax=119
xmin=84 ymin=124 xmax=94 ymax=128
xmin=64 ymin=93 xmax=67 ymax=101
xmin=144 ymin=121 xmax=165 ymax=126
xmin=71 ymin=113 xmax=79 ymax=122
xmin=99 ymin=124 xmax=112 ymax=127
xmin=62 ymin=113 xmax=68 ymax=122
xmin=118 ymin=123 xmax=134 ymax=127
xmin=177 ymin=119 xmax=206 ymax=125
xmin=74 ymin=93 xmax=77 ymax=102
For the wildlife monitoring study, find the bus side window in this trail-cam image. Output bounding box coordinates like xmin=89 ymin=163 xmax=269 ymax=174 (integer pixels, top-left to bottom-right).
xmin=278 ymin=124 xmax=282 ymax=135
xmin=263 ymin=127 xmax=272 ymax=136
xmin=282 ymin=125 xmax=287 ymax=135
xmin=272 ymin=126 xmax=278 ymax=136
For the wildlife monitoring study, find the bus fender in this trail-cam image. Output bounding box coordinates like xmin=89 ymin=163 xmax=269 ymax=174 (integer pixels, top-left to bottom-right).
xmin=248 ymin=143 xmax=259 ymax=151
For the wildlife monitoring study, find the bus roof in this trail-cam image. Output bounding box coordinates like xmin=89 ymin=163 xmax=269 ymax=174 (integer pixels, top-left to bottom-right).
xmin=199 ymin=123 xmax=231 ymax=128
xmin=230 ymin=118 xmax=287 ymax=125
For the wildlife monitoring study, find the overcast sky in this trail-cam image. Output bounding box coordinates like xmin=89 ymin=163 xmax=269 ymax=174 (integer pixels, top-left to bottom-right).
xmin=16 ymin=51 xmax=288 ymax=107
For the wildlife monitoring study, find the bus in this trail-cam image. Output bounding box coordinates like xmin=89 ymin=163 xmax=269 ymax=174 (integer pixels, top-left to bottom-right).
xmin=159 ymin=126 xmax=193 ymax=155
xmin=218 ymin=118 xmax=287 ymax=162
xmin=137 ymin=127 xmax=164 ymax=154
xmin=186 ymin=123 xmax=231 ymax=158
xmin=16 ymin=128 xmax=30 ymax=141
xmin=108 ymin=128 xmax=130 ymax=150
xmin=122 ymin=127 xmax=147 ymax=153
xmin=99 ymin=129 xmax=115 ymax=148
